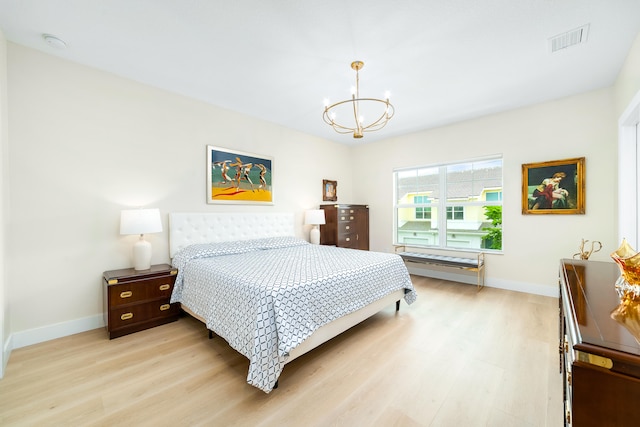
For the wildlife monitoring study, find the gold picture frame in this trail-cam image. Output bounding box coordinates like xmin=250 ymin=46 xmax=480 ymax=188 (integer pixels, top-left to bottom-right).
xmin=522 ymin=157 xmax=585 ymax=214
xmin=323 ymin=179 xmax=337 ymax=202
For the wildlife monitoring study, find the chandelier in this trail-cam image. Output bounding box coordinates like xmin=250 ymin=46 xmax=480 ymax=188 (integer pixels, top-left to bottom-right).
xmin=322 ymin=61 xmax=395 ymax=139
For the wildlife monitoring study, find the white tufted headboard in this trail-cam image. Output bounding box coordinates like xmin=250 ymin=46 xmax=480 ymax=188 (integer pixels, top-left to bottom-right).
xmin=169 ymin=212 xmax=295 ymax=258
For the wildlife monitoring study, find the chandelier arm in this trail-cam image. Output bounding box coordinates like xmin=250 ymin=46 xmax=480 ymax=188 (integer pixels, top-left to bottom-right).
xmin=359 ymin=101 xmax=395 ymax=132
xmin=323 ymin=98 xmax=395 ymax=134
xmin=323 ymin=99 xmax=361 ymax=131
xmin=323 ymin=117 xmax=359 ymax=134
xmin=323 ymin=102 xmax=364 ymax=133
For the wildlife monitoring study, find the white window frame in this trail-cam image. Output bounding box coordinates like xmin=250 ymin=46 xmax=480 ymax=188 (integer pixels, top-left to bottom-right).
xmin=393 ymin=155 xmax=503 ymax=252
xmin=618 ymin=89 xmax=640 ymax=248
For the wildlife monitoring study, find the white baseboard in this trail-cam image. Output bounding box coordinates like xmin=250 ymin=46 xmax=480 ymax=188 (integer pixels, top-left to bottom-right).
xmin=10 ymin=314 xmax=105 ymax=350
xmin=2 ymin=333 xmax=11 ymax=379
xmin=406 ymin=267 xmax=559 ymax=298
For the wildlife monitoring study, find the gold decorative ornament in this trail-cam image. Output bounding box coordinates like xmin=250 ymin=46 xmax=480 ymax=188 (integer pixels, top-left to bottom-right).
xmin=610 ymin=292 xmax=640 ymax=345
xmin=610 ymin=239 xmax=640 ymax=344
xmin=573 ymin=238 xmax=602 ymax=260
xmin=611 ymin=238 xmax=640 ymax=285
xmin=322 ymin=61 xmax=395 ymax=139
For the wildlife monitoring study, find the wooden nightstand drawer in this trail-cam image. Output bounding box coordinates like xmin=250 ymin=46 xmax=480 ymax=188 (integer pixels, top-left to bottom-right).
xmin=109 ymin=300 xmax=180 ymax=330
xmin=108 ymin=276 xmax=176 ymax=308
xmin=103 ymin=264 xmax=180 ymax=339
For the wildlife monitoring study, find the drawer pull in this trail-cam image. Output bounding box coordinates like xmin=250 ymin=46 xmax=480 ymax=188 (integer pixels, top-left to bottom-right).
xmin=350 ymin=216 xmax=354 ymax=220
xmin=160 ymin=304 xmax=171 ymax=311
xmin=120 ymin=291 xmax=133 ymax=299
xmin=350 ymin=209 xmax=354 ymax=213
xmin=159 ymin=284 xmax=171 ymax=291
xmin=346 ymin=237 xmax=350 ymax=242
xmin=341 ymin=216 xmax=346 ymax=220
xmin=121 ymin=312 xmax=133 ymax=321
xmin=345 ymin=225 xmax=350 ymax=230
xmin=576 ymin=350 xmax=613 ymax=369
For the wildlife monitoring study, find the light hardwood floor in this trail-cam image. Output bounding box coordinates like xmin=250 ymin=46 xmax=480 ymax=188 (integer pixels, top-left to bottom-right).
xmin=0 ymin=276 xmax=563 ymax=426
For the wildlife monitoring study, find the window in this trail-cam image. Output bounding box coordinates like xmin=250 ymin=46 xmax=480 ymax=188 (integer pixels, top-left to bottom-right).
xmin=486 ymin=191 xmax=502 ymax=201
xmin=446 ymin=206 xmax=464 ymax=220
xmin=414 ymin=195 xmax=431 ymax=219
xmin=394 ymin=156 xmax=503 ymax=251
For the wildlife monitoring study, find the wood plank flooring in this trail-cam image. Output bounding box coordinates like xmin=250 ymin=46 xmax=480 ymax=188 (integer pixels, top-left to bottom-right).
xmin=0 ymin=276 xmax=563 ymax=426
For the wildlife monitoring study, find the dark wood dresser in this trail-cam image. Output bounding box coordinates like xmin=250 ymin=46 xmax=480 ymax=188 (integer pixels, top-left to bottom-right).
xmin=559 ymin=259 xmax=640 ymax=426
xmin=103 ymin=264 xmax=180 ymax=339
xmin=319 ymin=204 xmax=369 ymax=250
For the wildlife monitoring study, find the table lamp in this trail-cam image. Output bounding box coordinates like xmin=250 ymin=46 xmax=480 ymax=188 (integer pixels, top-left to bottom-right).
xmin=120 ymin=208 xmax=163 ymax=270
xmin=305 ymin=209 xmax=326 ymax=245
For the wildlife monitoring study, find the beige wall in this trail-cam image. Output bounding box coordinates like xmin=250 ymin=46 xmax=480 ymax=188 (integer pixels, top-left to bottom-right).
xmin=0 ymin=30 xmax=8 ymax=377
xmin=353 ymin=88 xmax=618 ymax=295
xmin=5 ymin=44 xmax=353 ymax=345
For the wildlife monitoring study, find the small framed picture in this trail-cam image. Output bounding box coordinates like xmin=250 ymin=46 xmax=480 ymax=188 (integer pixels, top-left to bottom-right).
xmin=323 ymin=179 xmax=337 ymax=202
xmin=522 ymin=157 xmax=585 ymax=214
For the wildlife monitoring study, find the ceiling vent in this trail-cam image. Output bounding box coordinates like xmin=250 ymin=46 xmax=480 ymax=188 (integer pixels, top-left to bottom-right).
xmin=549 ymin=24 xmax=589 ymax=53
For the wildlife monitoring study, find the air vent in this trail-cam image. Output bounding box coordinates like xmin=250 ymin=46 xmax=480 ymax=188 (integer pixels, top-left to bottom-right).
xmin=549 ymin=24 xmax=589 ymax=53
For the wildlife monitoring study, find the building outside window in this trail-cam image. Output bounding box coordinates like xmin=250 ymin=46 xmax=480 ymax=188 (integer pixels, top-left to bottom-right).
xmin=414 ymin=195 xmax=431 ymax=219
xmin=446 ymin=206 xmax=464 ymax=220
xmin=394 ymin=156 xmax=503 ymax=251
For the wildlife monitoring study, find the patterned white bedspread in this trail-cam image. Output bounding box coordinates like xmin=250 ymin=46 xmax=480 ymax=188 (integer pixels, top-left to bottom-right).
xmin=170 ymin=237 xmax=416 ymax=393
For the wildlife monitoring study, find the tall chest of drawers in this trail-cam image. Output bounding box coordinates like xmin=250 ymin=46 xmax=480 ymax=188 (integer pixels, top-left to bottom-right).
xmin=103 ymin=264 xmax=180 ymax=339
xmin=559 ymin=259 xmax=640 ymax=426
xmin=319 ymin=204 xmax=369 ymax=250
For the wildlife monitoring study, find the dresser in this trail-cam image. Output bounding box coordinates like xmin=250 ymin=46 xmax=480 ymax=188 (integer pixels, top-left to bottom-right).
xmin=559 ymin=259 xmax=640 ymax=426
xmin=319 ymin=204 xmax=369 ymax=250
xmin=103 ymin=264 xmax=180 ymax=339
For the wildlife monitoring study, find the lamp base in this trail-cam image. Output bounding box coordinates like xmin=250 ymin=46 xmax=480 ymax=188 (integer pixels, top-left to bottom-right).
xmin=132 ymin=235 xmax=152 ymax=270
xmin=310 ymin=226 xmax=320 ymax=245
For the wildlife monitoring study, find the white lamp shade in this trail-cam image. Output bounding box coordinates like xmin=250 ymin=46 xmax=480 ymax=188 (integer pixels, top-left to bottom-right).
xmin=304 ymin=209 xmax=326 ymax=225
xmin=120 ymin=208 xmax=162 ymax=271
xmin=120 ymin=208 xmax=163 ymax=235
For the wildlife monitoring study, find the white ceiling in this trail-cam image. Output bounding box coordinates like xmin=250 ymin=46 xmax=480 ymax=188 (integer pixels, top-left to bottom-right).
xmin=1 ymin=0 xmax=639 ymax=145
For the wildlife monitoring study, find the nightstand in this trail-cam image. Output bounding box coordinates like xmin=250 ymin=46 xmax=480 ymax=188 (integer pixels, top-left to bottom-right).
xmin=103 ymin=264 xmax=180 ymax=339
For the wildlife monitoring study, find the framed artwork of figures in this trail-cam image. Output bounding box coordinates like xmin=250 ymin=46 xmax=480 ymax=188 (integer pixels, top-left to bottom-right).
xmin=522 ymin=157 xmax=585 ymax=214
xmin=207 ymin=146 xmax=273 ymax=204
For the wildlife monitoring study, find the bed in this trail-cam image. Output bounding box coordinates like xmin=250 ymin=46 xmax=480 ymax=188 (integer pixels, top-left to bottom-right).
xmin=169 ymin=212 xmax=417 ymax=393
